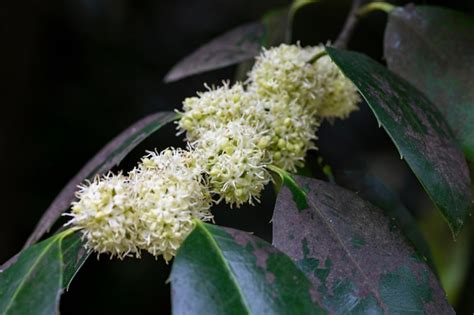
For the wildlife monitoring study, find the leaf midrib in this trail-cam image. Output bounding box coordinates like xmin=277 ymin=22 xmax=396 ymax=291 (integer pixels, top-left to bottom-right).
xmin=306 ymin=193 xmax=388 ymax=311
xmin=277 ymin=172 xmax=389 ymax=313
xmin=196 ymin=222 xmax=251 ymax=315
xmin=3 ymin=237 xmax=62 ymax=314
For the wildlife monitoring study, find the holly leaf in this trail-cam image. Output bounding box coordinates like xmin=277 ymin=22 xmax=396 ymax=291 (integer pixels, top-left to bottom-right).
xmin=326 ymin=47 xmax=472 ymax=236
xmin=272 ymin=174 xmax=454 ymax=314
xmin=384 ymin=5 xmax=474 ymax=162
xmin=336 ymin=171 xmax=435 ymax=272
xmin=0 ymin=231 xmax=87 ymax=315
xmin=61 ymin=233 xmax=89 ymax=290
xmin=24 ymin=111 xmax=178 ymax=248
xmin=171 ymin=221 xmax=325 ymax=314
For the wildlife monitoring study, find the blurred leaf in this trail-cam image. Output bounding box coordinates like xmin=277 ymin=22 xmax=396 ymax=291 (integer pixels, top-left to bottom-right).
xmin=419 ymin=209 xmax=471 ymax=305
xmin=171 ymin=222 xmax=325 ymax=314
xmin=384 ymin=5 xmax=474 ymax=163
xmin=231 ymin=8 xmax=288 ymax=82
xmin=261 ymin=7 xmax=291 ymax=47
xmin=291 ymin=0 xmax=318 ymax=15
xmin=336 ymin=171 xmax=435 ymax=271
xmin=24 ymin=111 xmax=178 ymax=248
xmin=0 ymin=231 xmax=85 ymax=315
xmin=166 ymin=1 xmax=317 ymax=82
xmin=326 ymin=47 xmax=472 ymax=236
xmin=272 ymin=174 xmax=454 ymax=314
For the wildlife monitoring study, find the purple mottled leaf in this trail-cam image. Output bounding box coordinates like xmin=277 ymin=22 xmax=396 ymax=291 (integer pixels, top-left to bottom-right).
xmin=384 ymin=5 xmax=474 ymax=163
xmin=165 ymin=6 xmax=296 ymax=83
xmin=273 ymin=175 xmax=454 ymax=314
xmin=326 ymin=47 xmax=472 ymax=236
xmin=164 ymin=22 xmax=265 ymax=83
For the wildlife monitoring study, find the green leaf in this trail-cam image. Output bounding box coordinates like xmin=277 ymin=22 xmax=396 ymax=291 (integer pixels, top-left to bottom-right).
xmin=384 ymin=5 xmax=474 ymax=163
xmin=325 ymin=47 xmax=472 ymax=236
xmin=61 ymin=233 xmax=89 ymax=290
xmin=0 ymin=237 xmax=62 ymax=315
xmin=171 ymin=222 xmax=325 ymax=315
xmin=165 ymin=1 xmax=317 ymax=83
xmin=261 ymin=7 xmax=291 ymax=47
xmin=272 ymin=175 xmax=454 ymax=314
xmin=0 ymin=231 xmax=87 ymax=315
xmin=336 ymin=171 xmax=435 ymax=272
xmin=24 ymin=111 xmax=178 ymax=248
xmin=418 ymin=209 xmax=471 ymax=305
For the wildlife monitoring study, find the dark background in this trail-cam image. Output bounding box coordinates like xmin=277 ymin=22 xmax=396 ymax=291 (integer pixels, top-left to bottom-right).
xmin=1 ymin=0 xmax=473 ymax=313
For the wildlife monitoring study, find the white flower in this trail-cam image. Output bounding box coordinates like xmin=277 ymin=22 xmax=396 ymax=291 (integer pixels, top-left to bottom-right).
xmin=248 ymin=43 xmax=360 ymax=120
xmin=313 ymin=51 xmax=361 ymax=119
xmin=254 ymin=96 xmax=319 ymax=172
xmin=130 ymin=148 xmax=212 ymax=261
xmin=178 ymin=82 xmax=264 ymax=141
xmin=192 ymin=119 xmax=270 ymax=207
xmin=66 ymin=173 xmax=139 ymax=259
xmin=67 ymin=148 xmax=212 ymax=262
xmin=247 ymin=43 xmax=323 ymax=116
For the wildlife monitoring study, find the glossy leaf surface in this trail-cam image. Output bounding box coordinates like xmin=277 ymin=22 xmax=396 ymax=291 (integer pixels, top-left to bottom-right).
xmin=326 ymin=47 xmax=472 ymax=236
xmin=272 ymin=175 xmax=454 ymax=314
xmin=171 ymin=222 xmax=324 ymax=315
xmin=384 ymin=5 xmax=474 ymax=162
xmin=0 ymin=231 xmax=86 ymax=315
xmin=336 ymin=171 xmax=435 ymax=271
xmin=61 ymin=233 xmax=89 ymax=290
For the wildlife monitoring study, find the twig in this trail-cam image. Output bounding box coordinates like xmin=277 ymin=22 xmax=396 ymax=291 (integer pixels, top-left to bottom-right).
xmin=334 ymin=0 xmax=369 ymax=49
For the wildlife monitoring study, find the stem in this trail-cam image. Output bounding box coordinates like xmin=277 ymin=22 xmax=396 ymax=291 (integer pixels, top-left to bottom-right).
xmin=334 ymin=0 xmax=369 ymax=49
xmin=317 ymin=157 xmax=336 ymax=184
xmin=308 ymin=50 xmax=327 ymax=64
xmin=267 ymin=164 xmax=285 ymax=179
xmin=357 ymin=2 xmax=395 ymax=17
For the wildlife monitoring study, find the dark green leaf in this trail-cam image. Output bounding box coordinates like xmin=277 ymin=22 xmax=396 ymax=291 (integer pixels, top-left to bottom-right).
xmin=326 ymin=47 xmax=472 ymax=236
xmin=24 ymin=111 xmax=178 ymax=248
xmin=0 ymin=231 xmax=87 ymax=314
xmin=61 ymin=233 xmax=89 ymax=290
xmin=0 ymin=236 xmax=63 ymax=315
xmin=384 ymin=5 xmax=474 ymax=162
xmin=261 ymin=7 xmax=291 ymax=47
xmin=171 ymin=222 xmax=325 ymax=315
xmin=336 ymin=171 xmax=435 ymax=272
xmin=272 ymin=175 xmax=454 ymax=314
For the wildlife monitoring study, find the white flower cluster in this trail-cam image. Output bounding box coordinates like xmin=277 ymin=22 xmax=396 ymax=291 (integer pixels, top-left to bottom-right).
xmin=66 ymin=148 xmax=212 ymax=261
xmin=66 ymin=173 xmax=139 ymax=258
xmin=179 ymin=43 xmax=360 ymax=201
xmin=247 ymin=44 xmax=323 ymax=116
xmin=67 ymin=43 xmax=360 ymax=261
xmin=192 ymin=119 xmax=270 ymax=207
